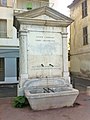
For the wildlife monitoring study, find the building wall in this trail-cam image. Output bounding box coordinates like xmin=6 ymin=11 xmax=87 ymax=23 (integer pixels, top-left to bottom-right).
xmin=0 ymin=0 xmax=49 ymax=83
xmin=0 ymin=7 xmax=13 ymax=38
xmin=0 ymin=0 xmax=49 ymax=47
xmin=14 ymin=0 xmax=49 ymax=12
xmin=70 ymin=0 xmax=90 ymax=77
xmin=0 ymin=3 xmax=19 ymax=47
xmin=0 ymin=1 xmax=19 ymax=83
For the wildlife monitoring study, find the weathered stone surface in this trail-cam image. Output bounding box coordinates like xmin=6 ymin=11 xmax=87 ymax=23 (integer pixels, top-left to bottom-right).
xmin=24 ymin=79 xmax=79 ymax=110
xmin=15 ymin=6 xmax=72 ymax=87
xmin=16 ymin=6 xmax=79 ymax=110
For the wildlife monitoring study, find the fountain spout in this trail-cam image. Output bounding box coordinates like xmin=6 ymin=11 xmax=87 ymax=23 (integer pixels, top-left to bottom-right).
xmin=41 ymin=64 xmax=44 ymax=67
xmin=49 ymin=64 xmax=54 ymax=67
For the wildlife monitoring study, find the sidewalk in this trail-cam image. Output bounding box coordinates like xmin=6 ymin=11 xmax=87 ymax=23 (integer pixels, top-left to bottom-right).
xmin=0 ymin=92 xmax=90 ymax=120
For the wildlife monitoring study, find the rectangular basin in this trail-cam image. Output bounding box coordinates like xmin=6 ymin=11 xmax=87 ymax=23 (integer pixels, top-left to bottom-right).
xmin=25 ymin=89 xmax=79 ymax=110
xmin=24 ymin=79 xmax=79 ymax=110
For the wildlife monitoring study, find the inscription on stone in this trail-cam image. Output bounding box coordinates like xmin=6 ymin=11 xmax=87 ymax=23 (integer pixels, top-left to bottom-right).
xmin=28 ymin=30 xmax=62 ymax=77
xmin=28 ymin=31 xmax=62 ymax=55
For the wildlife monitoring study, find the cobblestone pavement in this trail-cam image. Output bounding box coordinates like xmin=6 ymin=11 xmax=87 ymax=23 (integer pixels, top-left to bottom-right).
xmin=0 ymin=93 xmax=90 ymax=120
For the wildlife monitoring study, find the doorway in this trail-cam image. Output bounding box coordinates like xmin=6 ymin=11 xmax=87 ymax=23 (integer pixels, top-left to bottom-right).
xmin=16 ymin=57 xmax=19 ymax=80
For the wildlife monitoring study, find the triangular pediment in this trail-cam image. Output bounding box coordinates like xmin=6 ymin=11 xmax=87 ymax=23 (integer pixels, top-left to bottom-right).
xmin=14 ymin=6 xmax=73 ymax=30
xmin=15 ymin=6 xmax=72 ymax=22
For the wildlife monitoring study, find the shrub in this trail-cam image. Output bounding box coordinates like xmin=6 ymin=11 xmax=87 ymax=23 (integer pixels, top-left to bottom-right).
xmin=13 ymin=96 xmax=29 ymax=108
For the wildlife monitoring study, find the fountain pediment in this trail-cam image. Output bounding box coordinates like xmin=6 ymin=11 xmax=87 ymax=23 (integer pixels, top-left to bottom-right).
xmin=14 ymin=6 xmax=73 ymax=28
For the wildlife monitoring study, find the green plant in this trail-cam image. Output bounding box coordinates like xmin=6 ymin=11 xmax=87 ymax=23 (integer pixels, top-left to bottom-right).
xmin=13 ymin=96 xmax=29 ymax=108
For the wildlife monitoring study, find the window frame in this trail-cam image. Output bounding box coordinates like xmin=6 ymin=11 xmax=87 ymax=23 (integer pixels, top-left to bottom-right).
xmin=82 ymin=0 xmax=87 ymax=18
xmin=83 ymin=26 xmax=88 ymax=45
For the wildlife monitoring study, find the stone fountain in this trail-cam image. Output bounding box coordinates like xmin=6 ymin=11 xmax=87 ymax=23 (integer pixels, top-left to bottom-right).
xmin=23 ymin=78 xmax=79 ymax=110
xmin=14 ymin=6 xmax=79 ymax=110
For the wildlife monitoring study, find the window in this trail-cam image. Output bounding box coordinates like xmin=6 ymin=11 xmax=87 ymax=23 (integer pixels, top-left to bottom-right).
xmin=68 ymin=50 xmax=70 ymax=61
xmin=0 ymin=0 xmax=7 ymax=6
xmin=0 ymin=58 xmax=4 ymax=81
xmin=82 ymin=0 xmax=87 ymax=18
xmin=83 ymin=26 xmax=88 ymax=45
xmin=0 ymin=19 xmax=7 ymax=38
xmin=26 ymin=2 xmax=32 ymax=10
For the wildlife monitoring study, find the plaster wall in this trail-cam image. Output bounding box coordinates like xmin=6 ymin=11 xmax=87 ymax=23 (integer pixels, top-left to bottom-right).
xmin=70 ymin=0 xmax=90 ymax=77
xmin=0 ymin=7 xmax=13 ymax=38
xmin=0 ymin=27 xmax=19 ymax=47
xmin=15 ymin=0 xmax=49 ymax=10
xmin=0 ymin=7 xmax=19 ymax=47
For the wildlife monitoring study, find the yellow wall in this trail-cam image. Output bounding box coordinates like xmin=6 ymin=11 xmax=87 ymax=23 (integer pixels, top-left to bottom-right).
xmin=70 ymin=0 xmax=90 ymax=77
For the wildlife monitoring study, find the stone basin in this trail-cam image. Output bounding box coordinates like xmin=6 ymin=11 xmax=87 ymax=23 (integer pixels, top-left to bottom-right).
xmin=23 ymin=78 xmax=79 ymax=110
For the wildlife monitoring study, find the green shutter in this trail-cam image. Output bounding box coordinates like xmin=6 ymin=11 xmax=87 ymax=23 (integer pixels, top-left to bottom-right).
xmin=26 ymin=3 xmax=32 ymax=10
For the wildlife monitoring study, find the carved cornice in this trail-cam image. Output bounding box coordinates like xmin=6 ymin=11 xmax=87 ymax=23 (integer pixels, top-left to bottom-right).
xmin=16 ymin=17 xmax=72 ymax=27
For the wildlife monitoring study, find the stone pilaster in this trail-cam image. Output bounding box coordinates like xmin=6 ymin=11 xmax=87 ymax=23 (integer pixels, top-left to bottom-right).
xmin=19 ymin=31 xmax=28 ymax=87
xmin=62 ymin=32 xmax=69 ymax=78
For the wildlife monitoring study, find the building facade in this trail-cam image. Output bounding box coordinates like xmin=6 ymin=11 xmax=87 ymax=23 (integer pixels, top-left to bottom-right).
xmin=68 ymin=0 xmax=90 ymax=87
xmin=0 ymin=0 xmax=52 ymax=84
xmin=0 ymin=0 xmax=55 ymax=97
xmin=0 ymin=0 xmax=19 ymax=83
